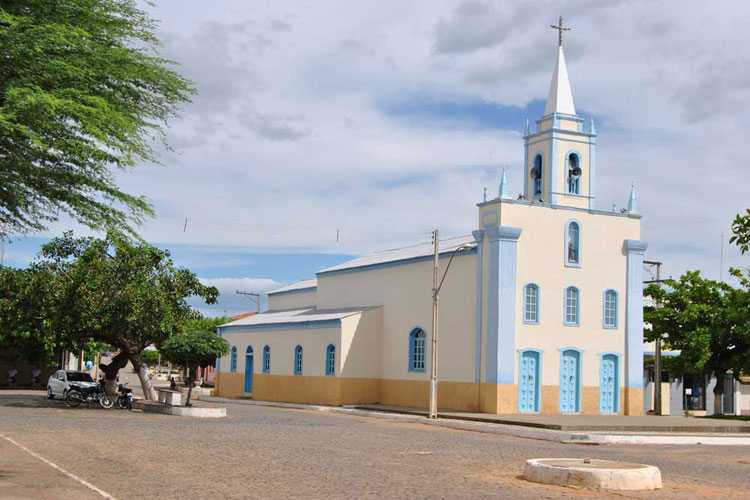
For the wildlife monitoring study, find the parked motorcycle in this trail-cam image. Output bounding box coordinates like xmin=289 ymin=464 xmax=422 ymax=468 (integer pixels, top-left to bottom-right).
xmin=67 ymin=380 xmax=113 ymax=409
xmin=116 ymin=382 xmax=133 ymax=410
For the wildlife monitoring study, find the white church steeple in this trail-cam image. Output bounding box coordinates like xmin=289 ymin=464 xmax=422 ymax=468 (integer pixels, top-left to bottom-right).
xmin=544 ymin=45 xmax=576 ymax=116
xmin=523 ymin=17 xmax=597 ymax=210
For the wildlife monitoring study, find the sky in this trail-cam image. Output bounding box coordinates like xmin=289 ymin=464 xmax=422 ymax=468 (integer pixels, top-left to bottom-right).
xmin=4 ymin=0 xmax=750 ymax=316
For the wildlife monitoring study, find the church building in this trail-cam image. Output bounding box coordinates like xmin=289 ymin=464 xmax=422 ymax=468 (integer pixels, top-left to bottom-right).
xmin=214 ymin=30 xmax=647 ymax=415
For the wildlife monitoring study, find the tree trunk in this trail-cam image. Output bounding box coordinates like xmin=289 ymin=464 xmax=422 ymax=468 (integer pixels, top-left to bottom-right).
xmin=131 ymin=355 xmax=157 ymax=401
xmin=185 ymin=364 xmax=198 ymax=407
xmin=713 ymin=377 xmax=724 ymax=415
xmin=99 ymin=351 xmax=129 ymax=396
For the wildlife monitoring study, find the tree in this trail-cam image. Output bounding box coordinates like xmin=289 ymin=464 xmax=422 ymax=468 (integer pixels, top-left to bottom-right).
xmin=25 ymin=231 xmax=218 ymax=399
xmin=140 ymin=349 xmax=160 ymax=367
xmin=0 ymin=0 xmax=194 ymax=237
xmin=160 ymin=318 xmax=229 ymax=406
xmin=645 ymin=271 xmax=750 ymax=414
xmin=729 ymin=209 xmax=750 ymax=255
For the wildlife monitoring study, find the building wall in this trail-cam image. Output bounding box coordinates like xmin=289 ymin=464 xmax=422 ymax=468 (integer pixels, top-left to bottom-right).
xmin=316 ymin=254 xmax=478 ymax=384
xmin=267 ymin=289 xmax=317 ymax=310
xmin=477 ymin=199 xmax=641 ymax=414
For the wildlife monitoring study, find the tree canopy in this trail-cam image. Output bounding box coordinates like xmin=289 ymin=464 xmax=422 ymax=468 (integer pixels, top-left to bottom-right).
xmin=160 ymin=317 xmax=229 ymax=406
xmin=0 ymin=0 xmax=194 ymax=237
xmin=0 ymin=232 xmax=218 ymax=399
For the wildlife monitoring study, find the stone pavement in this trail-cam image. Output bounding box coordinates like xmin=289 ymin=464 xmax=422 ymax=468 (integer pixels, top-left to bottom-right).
xmin=356 ymin=404 xmax=750 ymax=433
xmin=0 ymin=433 xmax=103 ymax=500
xmin=3 ymin=391 xmax=750 ymax=499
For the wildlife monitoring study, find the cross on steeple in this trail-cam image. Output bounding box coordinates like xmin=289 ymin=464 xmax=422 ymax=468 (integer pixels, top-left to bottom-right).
xmin=550 ymin=16 xmax=570 ymax=47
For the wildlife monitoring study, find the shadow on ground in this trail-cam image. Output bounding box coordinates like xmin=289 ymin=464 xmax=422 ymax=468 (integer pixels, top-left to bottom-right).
xmin=0 ymin=391 xmax=107 ymax=410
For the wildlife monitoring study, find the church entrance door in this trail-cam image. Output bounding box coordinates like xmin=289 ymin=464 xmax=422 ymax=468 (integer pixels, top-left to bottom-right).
xmin=518 ymin=351 xmax=540 ymax=412
xmin=599 ymin=354 xmax=618 ymax=413
xmin=559 ymin=350 xmax=580 ymax=412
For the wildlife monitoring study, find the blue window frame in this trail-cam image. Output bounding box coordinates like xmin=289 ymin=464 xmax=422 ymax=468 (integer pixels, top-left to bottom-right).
xmin=564 ymin=286 xmax=579 ymax=326
xmin=567 ymin=152 xmax=581 ymax=194
xmin=294 ymin=345 xmax=303 ymax=375
xmin=524 ymin=283 xmax=539 ymax=324
xmin=262 ymin=345 xmax=270 ymax=373
xmin=325 ymin=344 xmax=335 ymax=376
xmin=230 ymin=346 xmax=237 ymax=372
xmin=409 ymin=328 xmax=426 ymax=372
xmin=565 ymin=220 xmax=580 ymax=266
xmin=603 ymin=290 xmax=618 ymax=329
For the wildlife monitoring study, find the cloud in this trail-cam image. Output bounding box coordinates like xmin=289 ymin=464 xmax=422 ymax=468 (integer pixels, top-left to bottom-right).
xmin=31 ymin=0 xmax=750 ymax=291
xmin=238 ymin=107 xmax=311 ymax=141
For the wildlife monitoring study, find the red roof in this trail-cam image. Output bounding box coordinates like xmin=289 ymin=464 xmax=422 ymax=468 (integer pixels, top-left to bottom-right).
xmin=229 ymin=311 xmax=258 ymax=321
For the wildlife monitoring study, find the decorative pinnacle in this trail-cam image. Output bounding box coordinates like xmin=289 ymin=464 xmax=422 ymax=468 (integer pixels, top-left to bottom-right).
xmin=550 ymin=16 xmax=571 ymax=47
xmin=628 ymin=182 xmax=638 ymax=213
xmin=590 ymin=116 xmax=596 ymax=134
xmin=483 ymin=187 xmax=487 ymax=202
xmin=524 ymin=118 xmax=530 ymax=136
xmin=499 ymin=167 xmax=509 ymax=199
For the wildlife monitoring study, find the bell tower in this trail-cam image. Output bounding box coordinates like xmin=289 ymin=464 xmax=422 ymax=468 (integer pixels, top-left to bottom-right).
xmin=523 ymin=17 xmax=597 ymax=209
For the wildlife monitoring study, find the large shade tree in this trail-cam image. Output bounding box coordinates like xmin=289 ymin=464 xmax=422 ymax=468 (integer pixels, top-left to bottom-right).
xmin=0 ymin=0 xmax=193 ymax=237
xmin=645 ymin=210 xmax=750 ymax=414
xmin=22 ymin=232 xmax=218 ymax=399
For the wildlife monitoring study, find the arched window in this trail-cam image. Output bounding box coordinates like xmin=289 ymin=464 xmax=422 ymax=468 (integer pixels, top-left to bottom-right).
xmin=567 ymin=152 xmax=581 ymax=194
xmin=524 ymin=283 xmax=539 ymax=324
xmin=565 ymin=221 xmax=580 ymax=265
xmin=603 ymin=290 xmax=618 ymax=329
xmin=564 ymin=286 xmax=580 ymax=326
xmin=532 ymin=153 xmax=543 ymax=196
xmin=409 ymin=328 xmax=427 ymax=372
xmin=262 ymin=345 xmax=270 ymax=373
xmin=230 ymin=346 xmax=237 ymax=372
xmin=294 ymin=345 xmax=303 ymax=375
xmin=325 ymin=344 xmax=336 ymax=376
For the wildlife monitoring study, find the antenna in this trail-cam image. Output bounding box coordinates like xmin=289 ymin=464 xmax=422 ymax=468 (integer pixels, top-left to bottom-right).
xmin=236 ymin=290 xmax=261 ymax=313
xmin=336 ymin=229 xmax=340 ymax=243
xmin=720 ymin=231 xmax=724 ymax=282
xmin=183 ymin=218 xmax=188 ymax=233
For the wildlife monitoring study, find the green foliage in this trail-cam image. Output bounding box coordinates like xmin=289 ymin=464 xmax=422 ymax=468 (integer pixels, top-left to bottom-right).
xmin=0 ymin=232 xmax=218 ymax=378
xmin=730 ymin=209 xmax=750 ymax=255
xmin=140 ymin=349 xmax=160 ymax=366
xmin=644 ymin=271 xmax=750 ymax=380
xmin=0 ymin=0 xmax=194 ymax=236
xmin=160 ymin=318 xmax=230 ymax=372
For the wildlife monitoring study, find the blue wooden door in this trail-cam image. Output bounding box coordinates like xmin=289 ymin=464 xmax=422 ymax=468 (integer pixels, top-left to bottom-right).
xmin=244 ymin=346 xmax=254 ymax=393
xmin=599 ymin=354 xmax=617 ymax=413
xmin=518 ymin=351 xmax=540 ymax=412
xmin=560 ymin=350 xmax=579 ymax=412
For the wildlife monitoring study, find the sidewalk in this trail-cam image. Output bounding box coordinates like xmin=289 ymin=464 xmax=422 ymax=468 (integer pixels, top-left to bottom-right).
xmin=355 ymin=404 xmax=750 ymax=433
xmin=200 ymin=396 xmax=750 ymax=446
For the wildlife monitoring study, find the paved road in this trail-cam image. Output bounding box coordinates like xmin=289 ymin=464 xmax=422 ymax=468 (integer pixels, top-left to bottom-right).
xmin=1 ymin=391 xmax=749 ymax=500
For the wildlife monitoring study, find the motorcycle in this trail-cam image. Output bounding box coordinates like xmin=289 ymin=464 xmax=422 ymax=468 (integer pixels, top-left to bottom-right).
xmin=116 ymin=382 xmax=133 ymax=410
xmin=67 ymin=380 xmax=113 ymax=409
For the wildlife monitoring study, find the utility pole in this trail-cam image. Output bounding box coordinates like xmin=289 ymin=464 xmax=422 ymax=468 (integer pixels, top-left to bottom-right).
xmin=429 ymin=229 xmax=440 ymax=419
xmin=644 ymin=260 xmax=663 ymax=415
xmin=236 ymin=290 xmax=261 ymax=313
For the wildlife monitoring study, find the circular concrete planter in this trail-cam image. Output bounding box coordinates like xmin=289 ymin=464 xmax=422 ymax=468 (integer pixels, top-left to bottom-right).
xmin=524 ymin=458 xmax=662 ymax=491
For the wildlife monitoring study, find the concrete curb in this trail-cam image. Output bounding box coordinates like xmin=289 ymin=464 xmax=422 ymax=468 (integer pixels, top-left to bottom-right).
xmin=200 ymin=396 xmax=750 ymax=445
xmin=133 ymin=401 xmax=226 ymax=418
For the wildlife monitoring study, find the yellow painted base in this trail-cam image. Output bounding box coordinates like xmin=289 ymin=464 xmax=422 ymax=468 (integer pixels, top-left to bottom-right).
xmin=624 ymin=387 xmax=644 ymax=415
xmin=215 ymin=373 xmax=631 ymax=415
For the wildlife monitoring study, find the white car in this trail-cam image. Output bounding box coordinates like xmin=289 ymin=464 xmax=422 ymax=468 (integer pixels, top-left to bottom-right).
xmin=47 ymin=370 xmax=97 ymax=400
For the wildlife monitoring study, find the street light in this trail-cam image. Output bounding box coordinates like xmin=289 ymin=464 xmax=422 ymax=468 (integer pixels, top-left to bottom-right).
xmin=429 ymin=228 xmax=473 ymax=419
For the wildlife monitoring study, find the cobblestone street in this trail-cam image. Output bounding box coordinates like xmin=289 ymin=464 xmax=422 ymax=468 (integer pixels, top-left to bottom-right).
xmin=1 ymin=391 xmax=749 ymax=499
